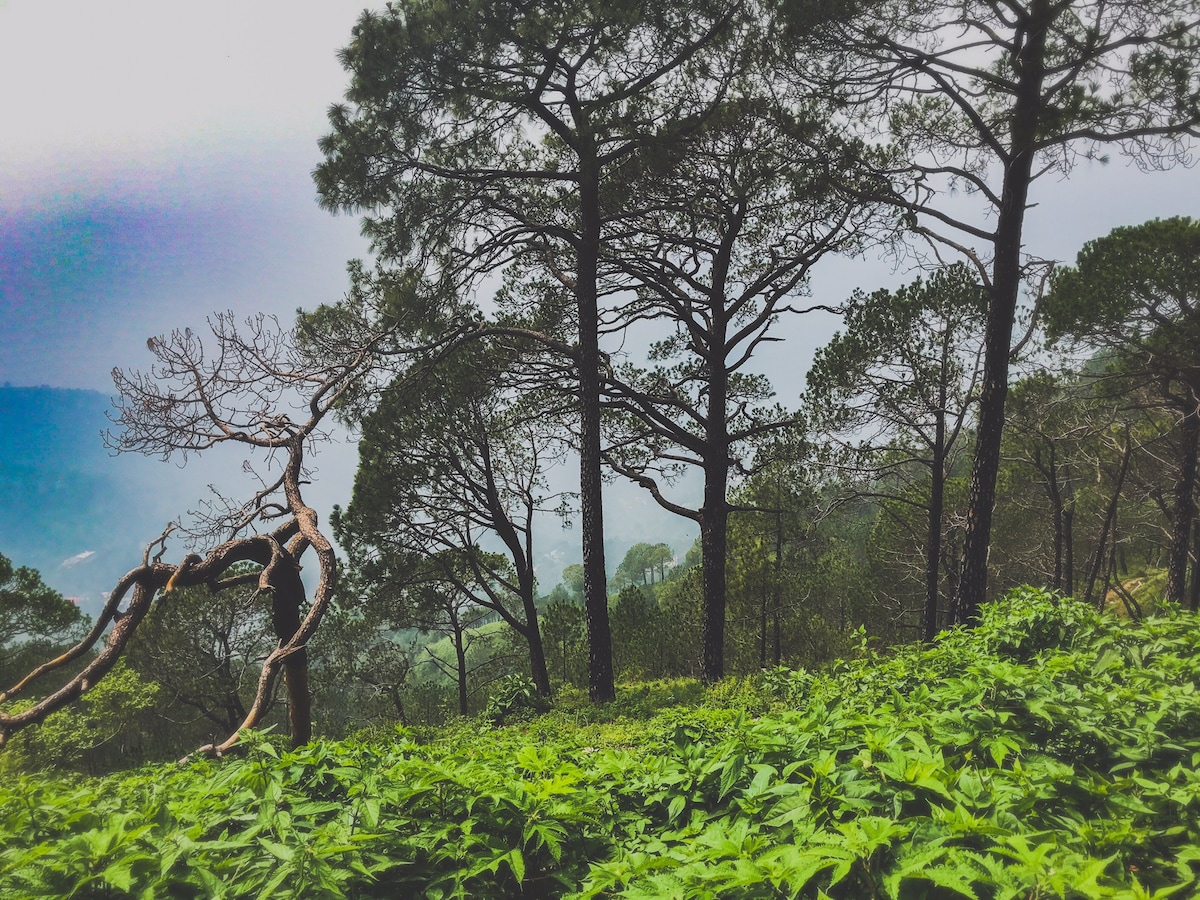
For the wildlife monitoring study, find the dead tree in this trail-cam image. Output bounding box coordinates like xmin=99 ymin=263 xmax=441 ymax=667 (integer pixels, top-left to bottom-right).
xmin=0 ymin=312 xmax=388 ymax=755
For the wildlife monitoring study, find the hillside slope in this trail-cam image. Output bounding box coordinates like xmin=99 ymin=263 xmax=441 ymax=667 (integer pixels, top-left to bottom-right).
xmin=2 ymin=588 xmax=1198 ymax=898
xmin=0 ymin=386 xmax=171 ymax=608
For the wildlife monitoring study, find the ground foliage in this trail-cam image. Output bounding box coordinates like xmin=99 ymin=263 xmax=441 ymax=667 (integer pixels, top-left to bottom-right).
xmin=2 ymin=588 xmax=1198 ymax=898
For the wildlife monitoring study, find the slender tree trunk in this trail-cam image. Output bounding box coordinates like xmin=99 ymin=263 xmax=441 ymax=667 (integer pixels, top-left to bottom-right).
xmin=955 ymin=1 xmax=1050 ymax=623
xmin=577 ymin=153 xmax=614 ymax=703
xmin=453 ymin=622 xmax=469 ymax=717
xmin=524 ymin=612 xmax=552 ymax=697
xmin=268 ymin=548 xmax=311 ymax=747
xmin=772 ymin=606 xmax=782 ymax=666
xmin=517 ymin=565 xmax=552 ymax=696
xmin=1097 ymin=534 xmax=1119 ymax=611
xmin=1039 ymin=445 xmax=1065 ymax=591
xmin=699 ymin=384 xmax=730 ymax=683
xmin=1109 ymin=547 xmax=1143 ymax=620
xmin=924 ymin=358 xmax=948 ymax=641
xmin=483 ymin=430 xmax=553 ymax=698
xmin=1166 ymin=411 xmax=1199 ymax=603
xmin=758 ymin=568 xmax=768 ymax=669
xmin=925 ymin=461 xmax=945 ymax=640
xmin=1084 ymin=432 xmax=1131 ymax=609
xmin=699 ymin=488 xmax=729 ymax=683
xmin=1189 ymin=528 xmax=1200 ymax=612
xmin=1063 ymin=501 xmax=1076 ymax=597
xmin=772 ymin=506 xmax=783 ymax=665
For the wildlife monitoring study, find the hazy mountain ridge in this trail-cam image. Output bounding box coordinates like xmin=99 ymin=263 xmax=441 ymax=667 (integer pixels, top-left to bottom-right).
xmin=0 ymin=386 xmax=181 ymax=611
xmin=0 ymin=386 xmax=699 ymax=612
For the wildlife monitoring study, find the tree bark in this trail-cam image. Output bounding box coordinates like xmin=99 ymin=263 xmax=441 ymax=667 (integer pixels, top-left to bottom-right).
xmin=1083 ymin=432 xmax=1131 ymax=609
xmin=699 ymin=495 xmax=729 ymax=683
xmin=924 ymin=339 xmax=949 ymax=640
xmin=772 ymin=505 xmax=783 ymax=666
xmin=1189 ymin=528 xmax=1200 ymax=612
xmin=699 ymin=347 xmax=731 ymax=683
xmin=1039 ymin=444 xmax=1065 ymax=592
xmin=524 ymin=606 xmax=552 ymax=696
xmin=507 ymin=530 xmax=552 ymax=696
xmin=1166 ymin=410 xmax=1199 ymax=603
xmin=955 ymin=0 xmax=1050 ymax=623
xmin=772 ymin=604 xmax=782 ymax=667
xmin=758 ymin=570 xmax=768 ymax=669
xmin=1063 ymin=501 xmax=1075 ymax=597
xmin=266 ymin=545 xmax=311 ymax=747
xmin=577 ymin=152 xmax=615 ymax=703
xmin=925 ymin=453 xmax=946 ymax=640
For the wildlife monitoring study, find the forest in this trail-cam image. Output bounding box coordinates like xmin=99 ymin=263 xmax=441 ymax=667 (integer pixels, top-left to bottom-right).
xmin=2 ymin=0 xmax=1200 ymax=895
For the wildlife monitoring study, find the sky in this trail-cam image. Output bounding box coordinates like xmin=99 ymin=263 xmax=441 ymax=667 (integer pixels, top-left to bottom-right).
xmin=0 ymin=0 xmax=371 ymax=392
xmin=1 ymin=0 xmax=1199 ymax=595
xmin=0 ymin=1 xmax=372 ymax=598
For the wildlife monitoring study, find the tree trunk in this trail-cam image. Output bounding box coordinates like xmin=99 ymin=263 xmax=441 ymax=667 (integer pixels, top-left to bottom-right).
xmin=699 ymin=495 xmax=729 ymax=683
xmin=925 ymin=461 xmax=945 ymax=640
xmin=1041 ymin=444 xmax=1065 ymax=592
xmin=268 ymin=548 xmax=311 ymax=747
xmin=1083 ymin=432 xmax=1131 ymax=609
xmin=772 ymin=604 xmax=782 ymax=666
xmin=758 ymin=569 xmax=768 ymax=669
xmin=389 ymin=685 xmax=408 ymax=726
xmin=524 ymin=607 xmax=552 ymax=697
xmin=453 ymin=618 xmax=469 ymax=717
xmin=515 ymin=561 xmax=552 ymax=696
xmin=699 ymin=387 xmax=730 ymax=683
xmin=577 ymin=154 xmax=614 ymax=703
xmin=772 ymin=506 xmax=783 ymax=666
xmin=1166 ymin=410 xmax=1199 ymax=603
xmin=924 ymin=351 xmax=949 ymax=641
xmin=1109 ymin=547 xmax=1143 ymax=620
xmin=1189 ymin=528 xmax=1200 ymax=612
xmin=955 ymin=0 xmax=1050 ymax=623
xmin=1063 ymin=501 xmax=1076 ymax=597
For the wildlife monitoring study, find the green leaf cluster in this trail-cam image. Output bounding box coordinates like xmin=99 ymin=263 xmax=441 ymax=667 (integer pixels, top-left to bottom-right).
xmin=5 ymin=588 xmax=1200 ymax=898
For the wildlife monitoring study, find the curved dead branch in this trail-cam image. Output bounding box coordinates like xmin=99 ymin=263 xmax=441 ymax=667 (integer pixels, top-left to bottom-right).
xmin=0 ymin=312 xmax=409 ymax=757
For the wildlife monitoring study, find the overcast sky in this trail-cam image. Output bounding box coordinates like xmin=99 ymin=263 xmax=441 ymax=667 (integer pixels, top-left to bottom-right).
xmin=0 ymin=0 xmax=368 ymax=391
xmin=1 ymin=0 xmax=1198 ymax=589
xmin=3 ymin=0 xmax=1199 ymax=389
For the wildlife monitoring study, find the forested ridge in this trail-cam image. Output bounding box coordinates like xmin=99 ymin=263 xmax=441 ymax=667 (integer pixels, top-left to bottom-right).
xmin=3 ymin=0 xmax=1200 ymax=894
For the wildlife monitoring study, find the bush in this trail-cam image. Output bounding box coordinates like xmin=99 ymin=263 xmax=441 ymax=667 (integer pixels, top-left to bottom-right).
xmin=975 ymin=584 xmax=1102 ymax=659
xmin=5 ymin=587 xmax=1200 ymax=898
xmin=2 ymin=662 xmax=160 ymax=776
xmin=483 ymin=675 xmax=551 ymax=725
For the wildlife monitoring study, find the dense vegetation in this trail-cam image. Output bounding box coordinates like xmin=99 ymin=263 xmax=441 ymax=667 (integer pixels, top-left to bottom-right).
xmin=3 ymin=589 xmax=1199 ymax=899
xmin=4 ymin=0 xmax=1199 ymax=745
xmin=2 ymin=11 xmax=1199 ymax=899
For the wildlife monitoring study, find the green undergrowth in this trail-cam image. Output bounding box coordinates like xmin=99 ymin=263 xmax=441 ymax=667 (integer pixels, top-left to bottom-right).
xmin=3 ymin=587 xmax=1200 ymax=898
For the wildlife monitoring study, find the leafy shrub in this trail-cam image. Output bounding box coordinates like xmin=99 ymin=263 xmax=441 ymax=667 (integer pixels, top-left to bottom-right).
xmin=703 ymin=675 xmax=771 ymax=716
xmin=755 ymin=664 xmax=813 ymax=707
xmin=4 ymin=587 xmax=1200 ymax=898
xmin=1 ymin=662 xmax=160 ymax=776
xmin=975 ymin=584 xmax=1102 ymax=659
xmin=483 ymin=674 xmax=551 ymax=725
xmin=548 ymin=678 xmax=704 ymax=727
xmin=610 ymin=678 xmax=704 ymax=719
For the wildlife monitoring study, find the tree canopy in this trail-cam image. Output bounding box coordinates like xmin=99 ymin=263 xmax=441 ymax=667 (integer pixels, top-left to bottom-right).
xmin=799 ymin=0 xmax=1200 ymax=619
xmin=807 ymin=264 xmax=985 ymax=636
xmin=316 ymin=0 xmax=754 ymax=701
xmin=1045 ymin=217 xmax=1200 ymax=602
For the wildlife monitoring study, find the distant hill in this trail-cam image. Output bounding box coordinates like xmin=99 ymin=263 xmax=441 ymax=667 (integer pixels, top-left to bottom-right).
xmin=0 ymin=386 xmax=183 ymax=613
xmin=0 ymin=386 xmax=699 ymax=614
